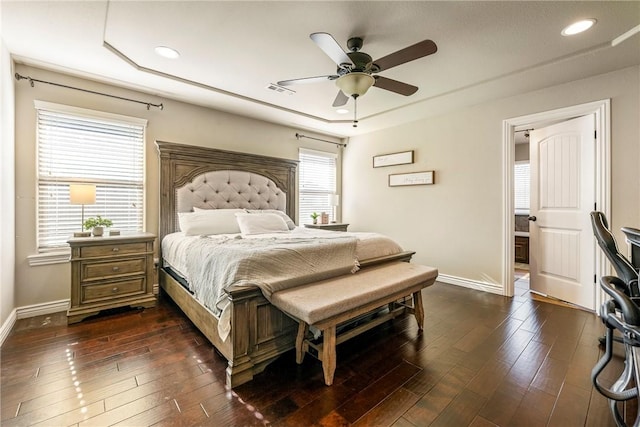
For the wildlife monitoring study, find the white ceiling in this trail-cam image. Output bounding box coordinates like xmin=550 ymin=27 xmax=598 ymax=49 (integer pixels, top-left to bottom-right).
xmin=2 ymin=1 xmax=639 ymax=138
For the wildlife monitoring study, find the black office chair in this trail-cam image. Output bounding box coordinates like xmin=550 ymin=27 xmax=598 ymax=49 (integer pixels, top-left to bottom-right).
xmin=590 ymin=211 xmax=639 ymax=297
xmin=592 ymin=276 xmax=640 ymax=427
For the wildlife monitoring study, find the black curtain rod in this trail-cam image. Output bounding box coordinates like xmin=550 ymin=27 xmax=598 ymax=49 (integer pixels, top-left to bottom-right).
xmin=295 ymin=132 xmax=346 ymax=147
xmin=14 ymin=73 xmax=164 ymax=110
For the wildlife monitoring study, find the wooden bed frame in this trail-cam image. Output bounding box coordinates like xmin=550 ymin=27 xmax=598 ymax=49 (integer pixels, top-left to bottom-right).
xmin=156 ymin=141 xmax=415 ymax=387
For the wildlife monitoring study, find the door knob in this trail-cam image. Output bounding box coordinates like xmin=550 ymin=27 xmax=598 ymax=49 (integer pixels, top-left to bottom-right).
xmin=528 ymin=216 xmax=537 ymax=222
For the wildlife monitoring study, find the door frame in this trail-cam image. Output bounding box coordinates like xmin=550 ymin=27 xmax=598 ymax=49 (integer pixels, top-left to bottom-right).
xmin=502 ymin=99 xmax=611 ymax=310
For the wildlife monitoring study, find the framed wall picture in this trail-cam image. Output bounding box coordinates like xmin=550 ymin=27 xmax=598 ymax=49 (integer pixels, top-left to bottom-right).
xmin=389 ymin=171 xmax=435 ymax=187
xmin=373 ymin=150 xmax=414 ymax=168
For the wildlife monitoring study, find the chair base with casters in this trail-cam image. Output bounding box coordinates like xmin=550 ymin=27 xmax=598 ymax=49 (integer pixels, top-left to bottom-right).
xmin=592 ymin=276 xmax=640 ymax=427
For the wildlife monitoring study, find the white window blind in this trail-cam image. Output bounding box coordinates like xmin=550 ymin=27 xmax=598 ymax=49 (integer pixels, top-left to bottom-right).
xmin=299 ymin=148 xmax=337 ymax=224
xmin=36 ymin=102 xmax=146 ymax=251
xmin=514 ymin=162 xmax=530 ymax=213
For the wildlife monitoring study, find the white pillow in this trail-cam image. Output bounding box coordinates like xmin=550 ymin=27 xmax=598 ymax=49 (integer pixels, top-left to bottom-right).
xmin=245 ymin=209 xmax=296 ymax=230
xmin=235 ymin=212 xmax=290 ymax=235
xmin=178 ymin=209 xmax=244 ymax=235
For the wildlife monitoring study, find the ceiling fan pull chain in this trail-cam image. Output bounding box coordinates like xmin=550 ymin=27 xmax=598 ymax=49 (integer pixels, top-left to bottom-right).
xmin=353 ymin=96 xmax=358 ymax=128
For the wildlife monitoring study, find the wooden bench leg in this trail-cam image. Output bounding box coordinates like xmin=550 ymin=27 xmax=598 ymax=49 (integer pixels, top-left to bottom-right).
xmin=322 ymin=326 xmax=337 ymax=386
xmin=413 ymin=290 xmax=425 ymax=330
xmin=296 ymin=322 xmax=308 ymax=364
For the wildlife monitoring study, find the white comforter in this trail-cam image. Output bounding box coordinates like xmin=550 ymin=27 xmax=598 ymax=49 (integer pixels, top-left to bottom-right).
xmin=161 ymin=227 xmax=403 ymax=340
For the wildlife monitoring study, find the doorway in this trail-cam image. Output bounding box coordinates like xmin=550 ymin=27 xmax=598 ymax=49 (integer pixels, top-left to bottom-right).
xmin=502 ymin=99 xmax=611 ymax=310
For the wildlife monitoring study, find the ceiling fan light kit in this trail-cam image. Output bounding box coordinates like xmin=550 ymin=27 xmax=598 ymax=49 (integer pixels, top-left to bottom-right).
xmin=335 ymin=72 xmax=375 ymax=97
xmin=278 ymin=32 xmax=437 ymax=128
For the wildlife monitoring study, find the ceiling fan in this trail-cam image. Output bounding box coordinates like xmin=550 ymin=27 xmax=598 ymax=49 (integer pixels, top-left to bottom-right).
xmin=277 ymin=32 xmax=437 ymax=126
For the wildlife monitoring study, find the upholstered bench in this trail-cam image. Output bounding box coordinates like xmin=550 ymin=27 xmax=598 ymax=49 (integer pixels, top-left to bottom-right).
xmin=271 ymin=262 xmax=438 ymax=385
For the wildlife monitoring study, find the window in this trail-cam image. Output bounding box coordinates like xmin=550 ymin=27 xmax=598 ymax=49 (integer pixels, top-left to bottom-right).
xmin=514 ymin=161 xmax=530 ymax=214
xmin=299 ymin=148 xmax=337 ymax=224
xmin=36 ymin=101 xmax=146 ymax=251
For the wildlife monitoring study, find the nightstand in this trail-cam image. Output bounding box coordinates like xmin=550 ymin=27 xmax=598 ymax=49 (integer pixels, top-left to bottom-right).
xmin=304 ymin=223 xmax=349 ymax=232
xmin=67 ymin=232 xmax=156 ymax=324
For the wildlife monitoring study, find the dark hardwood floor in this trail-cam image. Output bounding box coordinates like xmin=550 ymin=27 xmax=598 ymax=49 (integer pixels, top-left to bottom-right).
xmin=0 ymin=281 xmax=631 ymax=426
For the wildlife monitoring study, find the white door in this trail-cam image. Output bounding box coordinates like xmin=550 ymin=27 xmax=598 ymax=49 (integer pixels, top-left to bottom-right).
xmin=529 ymin=115 xmax=595 ymax=309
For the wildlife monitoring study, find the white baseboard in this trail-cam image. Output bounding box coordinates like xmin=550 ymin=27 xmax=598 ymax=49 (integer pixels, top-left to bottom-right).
xmin=0 ymin=299 xmax=69 ymax=347
xmin=0 ymin=308 xmax=17 ymax=347
xmin=16 ymin=299 xmax=69 ymax=319
xmin=437 ymin=273 xmax=504 ymax=295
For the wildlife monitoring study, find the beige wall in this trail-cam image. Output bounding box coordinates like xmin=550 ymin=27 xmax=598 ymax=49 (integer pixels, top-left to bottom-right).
xmin=343 ymin=66 xmax=640 ymax=289
xmin=1 ymin=38 xmax=16 ymax=326
xmin=13 ymin=64 xmax=342 ymax=308
xmin=514 ymin=143 xmax=529 ymax=162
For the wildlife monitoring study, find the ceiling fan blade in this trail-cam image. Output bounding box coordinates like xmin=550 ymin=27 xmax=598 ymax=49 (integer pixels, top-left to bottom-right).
xmin=332 ymin=90 xmax=349 ymax=107
xmin=310 ymin=32 xmax=352 ymax=67
xmin=373 ymin=76 xmax=418 ymax=96
xmin=373 ymin=40 xmax=437 ymax=72
xmin=277 ymin=75 xmax=338 ymax=86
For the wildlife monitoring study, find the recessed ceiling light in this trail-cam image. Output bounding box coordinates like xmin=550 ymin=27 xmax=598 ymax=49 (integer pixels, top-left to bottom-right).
xmin=336 ymin=109 xmax=349 ymax=114
xmin=154 ymin=46 xmax=180 ymax=59
xmin=561 ymin=19 xmax=596 ymax=36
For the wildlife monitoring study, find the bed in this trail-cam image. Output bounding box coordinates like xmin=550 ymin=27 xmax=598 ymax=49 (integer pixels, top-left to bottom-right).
xmin=156 ymin=141 xmax=415 ymax=387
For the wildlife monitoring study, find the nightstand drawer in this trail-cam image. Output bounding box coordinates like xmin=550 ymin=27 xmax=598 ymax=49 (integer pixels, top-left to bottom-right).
xmin=82 ymin=277 xmax=146 ymax=303
xmin=80 ymin=242 xmax=148 ymax=258
xmin=82 ymin=258 xmax=146 ymax=281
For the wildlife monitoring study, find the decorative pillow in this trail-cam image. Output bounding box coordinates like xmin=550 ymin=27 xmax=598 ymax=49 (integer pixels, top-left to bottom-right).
xmin=245 ymin=209 xmax=296 ymax=230
xmin=178 ymin=209 xmax=244 ymax=235
xmin=235 ymin=212 xmax=290 ymax=235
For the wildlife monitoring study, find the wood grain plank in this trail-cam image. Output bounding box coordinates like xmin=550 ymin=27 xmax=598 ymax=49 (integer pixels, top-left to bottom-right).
xmin=402 ymin=366 xmax=475 ymax=426
xmin=77 ymin=390 xmax=171 ymax=426
xmin=469 ymin=415 xmax=500 ymax=427
xmin=508 ymin=386 xmax=556 ymax=426
xmin=429 ymin=388 xmax=487 ymax=427
xmin=547 ymin=382 xmax=590 ymax=427
xmin=276 ymin=384 xmax=355 ymax=426
xmin=530 ymin=356 xmax=570 ymax=395
xmin=465 ymin=358 xmax=512 ymax=398
xmin=350 ymin=386 xmax=420 ymax=427
xmin=335 ymin=360 xmax=421 ymax=423
xmin=30 ymin=400 xmax=105 ymax=427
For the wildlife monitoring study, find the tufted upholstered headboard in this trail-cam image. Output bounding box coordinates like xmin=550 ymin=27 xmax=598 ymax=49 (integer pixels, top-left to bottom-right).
xmin=176 ymin=170 xmax=286 ymax=213
xmin=156 ymin=141 xmax=298 ymax=244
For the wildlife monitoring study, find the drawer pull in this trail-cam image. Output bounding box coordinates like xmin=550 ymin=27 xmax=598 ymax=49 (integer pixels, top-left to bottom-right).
xmin=112 ymin=287 xmax=119 ymax=293
xmin=112 ymin=266 xmax=120 ymax=272
xmin=112 ymin=247 xmax=120 ymax=252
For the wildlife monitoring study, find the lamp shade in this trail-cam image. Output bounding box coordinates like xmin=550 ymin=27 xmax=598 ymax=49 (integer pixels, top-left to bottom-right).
xmin=69 ymin=184 xmax=96 ymax=205
xmin=328 ymin=194 xmax=340 ymax=207
xmin=335 ymin=72 xmax=375 ymax=97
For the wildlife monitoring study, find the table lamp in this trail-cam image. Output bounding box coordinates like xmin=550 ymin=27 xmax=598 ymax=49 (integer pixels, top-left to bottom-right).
xmin=70 ymin=184 xmax=96 ymax=237
xmin=328 ymin=194 xmax=340 ymax=223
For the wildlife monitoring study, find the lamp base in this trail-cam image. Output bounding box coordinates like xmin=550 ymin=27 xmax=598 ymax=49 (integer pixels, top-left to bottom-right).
xmin=73 ymin=231 xmax=91 ymax=237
